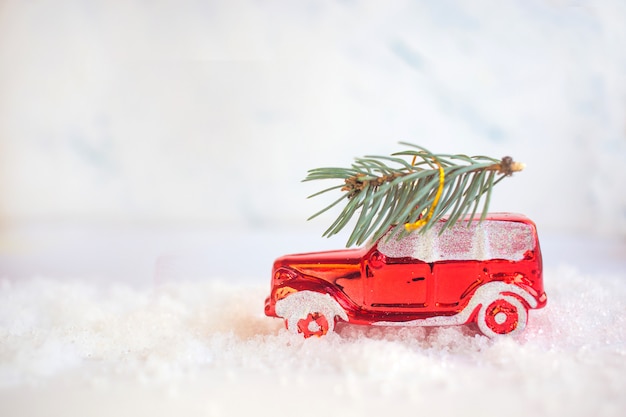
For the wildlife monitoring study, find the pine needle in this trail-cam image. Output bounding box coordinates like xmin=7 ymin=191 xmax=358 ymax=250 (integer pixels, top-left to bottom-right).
xmin=304 ymin=142 xmax=523 ymax=246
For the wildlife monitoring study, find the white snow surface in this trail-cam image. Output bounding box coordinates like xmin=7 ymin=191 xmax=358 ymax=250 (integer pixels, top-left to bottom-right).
xmin=1 ymin=266 xmax=625 ymax=417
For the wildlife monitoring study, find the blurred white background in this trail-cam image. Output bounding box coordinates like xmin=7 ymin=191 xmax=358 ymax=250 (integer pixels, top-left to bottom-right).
xmin=1 ymin=0 xmax=625 ymax=281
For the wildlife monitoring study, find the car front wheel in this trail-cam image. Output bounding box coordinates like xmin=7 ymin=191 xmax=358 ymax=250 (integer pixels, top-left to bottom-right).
xmin=296 ymin=311 xmax=331 ymax=338
xmin=274 ymin=290 xmax=348 ymax=338
xmin=477 ymin=295 xmax=528 ymax=338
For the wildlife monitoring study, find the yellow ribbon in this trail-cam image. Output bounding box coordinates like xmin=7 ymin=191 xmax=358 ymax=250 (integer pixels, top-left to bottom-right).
xmin=405 ymin=159 xmax=445 ymax=232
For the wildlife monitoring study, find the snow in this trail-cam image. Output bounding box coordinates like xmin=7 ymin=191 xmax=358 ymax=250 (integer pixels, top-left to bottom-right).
xmin=378 ymin=219 xmax=535 ymax=263
xmin=1 ymin=260 xmax=625 ymax=416
xmin=1 ymin=219 xmax=626 ymax=417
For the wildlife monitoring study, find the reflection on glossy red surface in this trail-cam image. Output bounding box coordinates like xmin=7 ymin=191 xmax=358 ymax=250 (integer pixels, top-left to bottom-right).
xmin=265 ymin=213 xmax=546 ymax=338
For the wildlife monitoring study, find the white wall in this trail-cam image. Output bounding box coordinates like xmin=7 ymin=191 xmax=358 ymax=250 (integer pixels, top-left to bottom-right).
xmin=1 ymin=0 xmax=625 ymax=237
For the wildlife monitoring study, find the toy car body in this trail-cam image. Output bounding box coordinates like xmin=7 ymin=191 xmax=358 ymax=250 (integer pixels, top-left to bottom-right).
xmin=265 ymin=213 xmax=546 ymax=338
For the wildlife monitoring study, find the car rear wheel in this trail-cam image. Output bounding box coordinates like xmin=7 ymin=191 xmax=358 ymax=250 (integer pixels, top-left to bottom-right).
xmin=477 ymin=295 xmax=527 ymax=338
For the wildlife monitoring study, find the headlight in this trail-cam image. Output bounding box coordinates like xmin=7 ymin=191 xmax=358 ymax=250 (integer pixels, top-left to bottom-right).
xmin=273 ymin=267 xmax=297 ymax=285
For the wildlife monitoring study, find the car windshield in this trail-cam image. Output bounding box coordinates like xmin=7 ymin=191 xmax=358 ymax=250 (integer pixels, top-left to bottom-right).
xmin=377 ymin=220 xmax=535 ymax=263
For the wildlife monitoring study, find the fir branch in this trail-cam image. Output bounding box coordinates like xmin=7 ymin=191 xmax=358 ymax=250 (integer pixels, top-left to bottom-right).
xmin=304 ymin=143 xmax=524 ymax=246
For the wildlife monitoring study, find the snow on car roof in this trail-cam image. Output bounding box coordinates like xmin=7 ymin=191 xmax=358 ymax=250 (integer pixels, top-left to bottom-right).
xmin=378 ymin=219 xmax=536 ymax=263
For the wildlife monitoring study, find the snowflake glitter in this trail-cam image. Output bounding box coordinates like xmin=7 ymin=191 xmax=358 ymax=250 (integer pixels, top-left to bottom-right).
xmin=378 ymin=219 xmax=535 ymax=263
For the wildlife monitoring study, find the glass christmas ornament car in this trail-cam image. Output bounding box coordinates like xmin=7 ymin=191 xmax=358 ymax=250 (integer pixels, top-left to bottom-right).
xmin=265 ymin=213 xmax=546 ymax=338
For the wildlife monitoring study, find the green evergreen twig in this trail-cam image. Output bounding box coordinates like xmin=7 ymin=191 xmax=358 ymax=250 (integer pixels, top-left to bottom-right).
xmin=304 ymin=142 xmax=524 ymax=247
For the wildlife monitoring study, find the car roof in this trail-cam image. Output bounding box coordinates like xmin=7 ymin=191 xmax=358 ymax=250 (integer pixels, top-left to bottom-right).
xmin=375 ymin=213 xmax=538 ymax=262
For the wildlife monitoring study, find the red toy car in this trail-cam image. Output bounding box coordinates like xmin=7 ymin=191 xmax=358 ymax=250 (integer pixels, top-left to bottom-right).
xmin=265 ymin=213 xmax=546 ymax=338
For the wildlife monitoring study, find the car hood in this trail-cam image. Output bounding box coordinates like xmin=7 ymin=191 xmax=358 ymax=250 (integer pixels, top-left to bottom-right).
xmin=274 ymin=247 xmax=367 ymax=282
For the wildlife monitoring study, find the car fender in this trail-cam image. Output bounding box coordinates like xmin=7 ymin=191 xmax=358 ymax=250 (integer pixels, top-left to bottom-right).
xmin=275 ymin=290 xmax=349 ymax=333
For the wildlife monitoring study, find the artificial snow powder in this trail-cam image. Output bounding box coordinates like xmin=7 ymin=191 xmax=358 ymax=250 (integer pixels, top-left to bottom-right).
xmin=0 ymin=266 xmax=625 ymax=416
